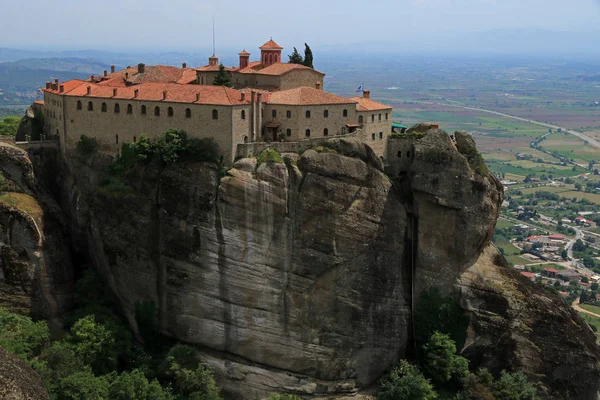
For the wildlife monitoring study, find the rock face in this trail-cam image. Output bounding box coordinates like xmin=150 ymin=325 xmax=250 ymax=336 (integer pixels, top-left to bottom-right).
xmin=0 ymin=142 xmax=73 ymax=319
xmin=0 ymin=346 xmax=49 ymax=400
xmin=10 ymin=127 xmax=600 ymax=399
xmin=459 ymin=245 xmax=600 ymax=399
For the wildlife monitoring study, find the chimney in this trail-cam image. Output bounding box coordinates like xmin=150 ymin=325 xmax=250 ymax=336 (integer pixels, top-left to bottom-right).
xmin=163 ymin=91 xmax=167 ymax=100
xmin=209 ymin=56 xmax=218 ymax=66
xmin=182 ymin=62 xmax=187 ymax=69
xmin=110 ymin=65 xmax=115 ymax=73
xmin=113 ymin=88 xmax=118 ymax=97
xmin=134 ymin=89 xmax=139 ymax=98
xmin=241 ymin=92 xmax=246 ymax=101
xmin=59 ymin=85 xmax=64 ymax=93
xmin=86 ymin=86 xmax=91 ymax=95
xmin=91 ymin=75 xmax=95 ymax=81
xmin=45 ymin=82 xmax=51 ymax=89
xmin=138 ymin=63 xmax=145 ymax=73
xmin=315 ymin=82 xmax=321 ymax=90
xmin=103 ymin=70 xmax=107 ymax=77
xmin=195 ymin=93 xmax=200 ymax=102
xmin=54 ymin=78 xmax=59 ymax=84
xmin=363 ymin=90 xmax=370 ymax=99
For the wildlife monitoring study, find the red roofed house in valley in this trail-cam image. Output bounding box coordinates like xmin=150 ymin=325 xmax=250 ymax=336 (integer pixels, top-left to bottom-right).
xmin=41 ymin=38 xmax=393 ymax=164
xmin=520 ymin=272 xmax=536 ymax=280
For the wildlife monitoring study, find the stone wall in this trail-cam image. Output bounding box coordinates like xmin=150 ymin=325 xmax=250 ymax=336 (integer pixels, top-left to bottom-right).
xmin=262 ymin=103 xmax=358 ymax=142
xmin=358 ymin=109 xmax=393 ymax=158
xmin=279 ymin=69 xmax=325 ymax=91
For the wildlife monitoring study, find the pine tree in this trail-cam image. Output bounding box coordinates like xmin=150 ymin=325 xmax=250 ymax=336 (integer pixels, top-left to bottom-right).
xmin=288 ymin=47 xmax=304 ymax=64
xmin=303 ymin=43 xmax=314 ymax=68
xmin=213 ymin=64 xmax=231 ymax=87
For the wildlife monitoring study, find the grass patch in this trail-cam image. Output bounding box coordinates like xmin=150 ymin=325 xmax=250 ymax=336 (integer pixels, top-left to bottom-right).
xmin=495 ymin=219 xmax=514 ymax=229
xmin=504 ymin=172 xmax=526 ymax=181
xmin=256 ymin=148 xmax=283 ymax=166
xmin=581 ymin=304 xmax=600 ymax=315
xmin=561 ymin=191 xmax=600 ymax=205
xmin=504 ymin=254 xmax=537 ymax=265
xmin=0 ymin=192 xmax=43 ymax=225
xmin=520 ymin=186 xmax=571 ymax=195
xmin=528 ymin=263 xmax=566 ymax=272
xmin=579 ymin=312 xmax=600 ymax=340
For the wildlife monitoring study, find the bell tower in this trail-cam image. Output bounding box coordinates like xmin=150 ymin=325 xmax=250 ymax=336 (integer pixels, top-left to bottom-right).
xmin=260 ymin=38 xmax=283 ymax=67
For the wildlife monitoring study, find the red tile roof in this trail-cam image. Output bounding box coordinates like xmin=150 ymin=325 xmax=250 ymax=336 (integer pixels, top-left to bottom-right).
xmin=97 ymin=65 xmax=198 ymax=86
xmin=234 ymin=62 xmax=324 ymax=77
xmin=349 ymin=96 xmax=393 ymax=111
xmin=549 ymin=234 xmax=565 ymax=240
xmin=260 ymin=39 xmax=283 ymax=50
xmin=559 ymin=291 xmax=569 ymax=296
xmin=238 ymin=50 xmax=251 ymax=56
xmin=267 ymin=87 xmax=356 ymax=106
xmin=44 ymin=81 xmax=248 ymax=106
xmin=33 ymin=100 xmax=45 ymax=105
xmin=544 ymin=268 xmax=559 ymax=274
xmin=520 ymin=272 xmax=536 ymax=279
xmin=194 ymin=64 xmax=234 ymax=72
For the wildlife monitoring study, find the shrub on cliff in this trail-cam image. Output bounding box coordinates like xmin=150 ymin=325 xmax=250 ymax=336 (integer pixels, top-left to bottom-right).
xmin=423 ymin=332 xmax=470 ymax=388
xmin=256 ymin=148 xmax=283 ymax=166
xmin=131 ymin=130 xmax=221 ymax=164
xmin=0 ymin=116 xmax=20 ymax=136
xmin=0 ymin=307 xmax=50 ymax=361
xmin=76 ymin=135 xmax=99 ymax=157
xmin=0 ymin=172 xmax=6 ymax=192
xmin=379 ymin=360 xmax=438 ymax=400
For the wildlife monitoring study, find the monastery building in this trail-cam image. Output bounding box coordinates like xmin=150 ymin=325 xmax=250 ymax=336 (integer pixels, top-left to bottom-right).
xmin=41 ymin=39 xmax=393 ymax=164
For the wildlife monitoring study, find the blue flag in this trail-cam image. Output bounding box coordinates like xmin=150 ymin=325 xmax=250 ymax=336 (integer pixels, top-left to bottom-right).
xmin=356 ymin=84 xmax=364 ymax=92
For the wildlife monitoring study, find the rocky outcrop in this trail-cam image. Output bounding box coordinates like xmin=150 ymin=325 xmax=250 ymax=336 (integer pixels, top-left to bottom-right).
xmin=0 ymin=346 xmax=49 ymax=400
xmin=459 ymin=245 xmax=600 ymax=399
xmin=48 ymin=129 xmax=510 ymax=398
xmin=12 ymin=126 xmax=600 ymax=399
xmin=0 ymin=142 xmax=73 ymax=319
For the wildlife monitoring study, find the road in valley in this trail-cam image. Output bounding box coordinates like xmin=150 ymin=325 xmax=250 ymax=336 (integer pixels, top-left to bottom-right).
xmin=573 ymin=298 xmax=600 ymax=319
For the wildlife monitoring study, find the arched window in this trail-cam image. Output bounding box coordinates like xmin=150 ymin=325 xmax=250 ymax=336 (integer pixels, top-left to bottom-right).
xmin=343 ymin=109 xmax=348 ymax=117
xmin=305 ymin=129 xmax=311 ymax=137
xmin=115 ymin=134 xmax=119 ymax=144
xmin=324 ymin=128 xmax=328 ymax=136
xmin=385 ymin=113 xmax=388 ymax=120
xmin=241 ymin=110 xmax=246 ymax=120
xmin=154 ymin=106 xmax=160 ymax=116
xmin=324 ymin=110 xmax=329 ymax=118
xmin=305 ymin=110 xmax=311 ymax=118
xmin=88 ymin=101 xmax=94 ymax=111
xmin=101 ymin=102 xmax=107 ymax=112
xmin=379 ymin=132 xmax=383 ymax=139
xmin=372 ymin=133 xmax=376 ymax=140
xmin=397 ymin=151 xmax=402 ymax=158
xmin=286 ymin=129 xmax=291 ymax=137
xmin=114 ymin=103 xmax=120 ymax=113
xmin=185 ymin=108 xmax=191 ymax=118
xmin=358 ymin=115 xmax=363 ymax=124
xmin=243 ymin=136 xmax=248 ymax=143
xmin=141 ymin=105 xmax=146 ymax=115
xmin=379 ymin=113 xmax=382 ymax=121
xmin=407 ymin=151 xmax=411 ymax=158
xmin=168 ymin=107 xmax=173 ymax=117
xmin=212 ymin=109 xmax=218 ymax=120
xmin=56 ymin=129 xmax=59 ymax=137
xmin=133 ymin=136 xmax=137 ymax=143
xmin=127 ymin=104 xmax=132 ymax=114
xmin=286 ymin=110 xmax=291 ymax=118
xmin=371 ymin=114 xmax=375 ymax=122
xmin=272 ymin=109 xmax=277 ymax=118
xmin=77 ymin=100 xmax=82 ymax=110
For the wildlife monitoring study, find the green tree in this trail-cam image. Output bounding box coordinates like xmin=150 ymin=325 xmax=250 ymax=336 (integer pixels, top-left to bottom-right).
xmin=154 ymin=129 xmax=187 ymax=163
xmin=288 ymin=47 xmax=304 ymax=64
xmin=575 ymin=183 xmax=582 ymax=191
xmin=168 ymin=360 xmax=222 ymax=400
xmin=302 ymin=43 xmax=314 ymax=68
xmin=213 ymin=64 xmax=231 ymax=87
xmin=491 ymin=371 xmax=537 ymax=400
xmin=561 ymin=249 xmax=568 ymax=260
xmin=0 ymin=116 xmax=20 ymax=136
xmin=379 ymin=360 xmax=438 ymax=400
xmin=0 ymin=307 xmax=50 ymax=361
xmin=0 ymin=172 xmax=7 ymax=192
xmin=71 ymin=315 xmax=115 ymax=372
xmin=423 ymin=332 xmax=470 ymax=387
xmin=56 ymin=371 xmax=110 ymax=400
xmin=109 ymin=369 xmax=174 ymax=400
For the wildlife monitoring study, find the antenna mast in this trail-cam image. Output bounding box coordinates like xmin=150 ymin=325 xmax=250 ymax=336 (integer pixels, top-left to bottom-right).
xmin=212 ymin=17 xmax=216 ymax=57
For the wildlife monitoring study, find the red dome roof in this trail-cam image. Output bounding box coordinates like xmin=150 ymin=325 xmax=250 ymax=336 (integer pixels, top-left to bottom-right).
xmin=260 ymin=39 xmax=283 ymax=50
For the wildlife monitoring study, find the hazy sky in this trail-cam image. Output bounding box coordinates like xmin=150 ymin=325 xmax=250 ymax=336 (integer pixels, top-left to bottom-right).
xmin=2 ymin=0 xmax=600 ymax=53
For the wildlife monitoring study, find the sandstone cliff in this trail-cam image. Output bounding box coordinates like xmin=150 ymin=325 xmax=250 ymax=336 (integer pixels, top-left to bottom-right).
xmin=0 ymin=346 xmax=49 ymax=400
xmin=0 ymin=142 xmax=73 ymax=320
xmin=3 ymin=127 xmax=600 ymax=399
